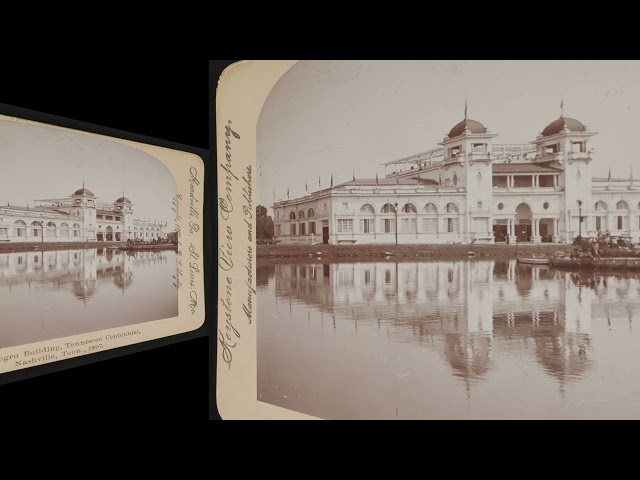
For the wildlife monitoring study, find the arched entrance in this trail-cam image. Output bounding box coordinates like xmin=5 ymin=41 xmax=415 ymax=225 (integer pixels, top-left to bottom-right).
xmin=515 ymin=203 xmax=532 ymax=242
xmin=106 ymin=226 xmax=113 ymax=242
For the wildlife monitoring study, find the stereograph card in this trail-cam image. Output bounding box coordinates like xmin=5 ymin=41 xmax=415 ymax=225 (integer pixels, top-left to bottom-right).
xmin=0 ymin=113 xmax=206 ymax=376
xmin=217 ymin=60 xmax=640 ymax=420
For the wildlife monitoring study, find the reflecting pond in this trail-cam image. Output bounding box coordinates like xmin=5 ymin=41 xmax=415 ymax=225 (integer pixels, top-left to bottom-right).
xmin=0 ymin=248 xmax=178 ymax=348
xmin=257 ymin=260 xmax=640 ymax=419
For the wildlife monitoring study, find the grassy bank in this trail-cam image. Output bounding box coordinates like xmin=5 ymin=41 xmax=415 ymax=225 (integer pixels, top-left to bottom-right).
xmin=257 ymin=243 xmax=575 ymax=260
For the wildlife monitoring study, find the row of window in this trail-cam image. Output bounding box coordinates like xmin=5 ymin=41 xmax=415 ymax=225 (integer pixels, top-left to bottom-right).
xmin=277 ymin=217 xmax=462 ymax=236
xmin=281 ymin=199 xmax=640 ymax=222
xmin=594 ymin=200 xmax=639 ymax=211
xmin=97 ymin=214 xmax=122 ymax=221
xmin=1 ymin=222 xmax=160 ymax=237
xmin=0 ymin=229 xmax=162 ymax=238
xmin=542 ymin=141 xmax=587 ymax=155
xmin=283 ymin=202 xmax=461 ymax=220
xmin=279 ymin=216 xmax=640 ymax=235
xmin=7 ymin=220 xmax=80 ymax=228
xmin=361 ymin=203 xmax=460 ymax=214
xmin=359 ymin=216 xmax=640 ymax=234
xmin=276 ymin=222 xmax=318 ymax=236
xmin=363 ymin=203 xmax=461 ymax=214
xmin=287 ymin=208 xmax=317 ymax=220
xmin=492 ymin=175 xmax=557 ymax=188
xmin=594 ymin=216 xmax=640 ymax=230
xmin=3 ymin=220 xmax=158 ymax=231
xmin=366 ymin=200 xmax=640 ymax=214
xmin=374 ymin=218 xmax=460 ymax=233
xmin=4 ymin=228 xmax=81 ymax=238
xmin=5 ymin=221 xmax=81 ymax=236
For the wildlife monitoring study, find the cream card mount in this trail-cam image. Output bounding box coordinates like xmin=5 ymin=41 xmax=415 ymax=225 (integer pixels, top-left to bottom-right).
xmin=0 ymin=106 xmax=206 ymax=377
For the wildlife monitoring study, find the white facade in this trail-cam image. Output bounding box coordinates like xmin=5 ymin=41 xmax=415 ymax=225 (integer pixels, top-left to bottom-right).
xmin=273 ymin=113 xmax=640 ymax=245
xmin=0 ymin=187 xmax=167 ymax=243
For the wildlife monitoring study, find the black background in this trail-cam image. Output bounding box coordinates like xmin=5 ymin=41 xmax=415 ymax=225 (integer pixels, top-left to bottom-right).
xmin=0 ymin=59 xmax=214 ymax=420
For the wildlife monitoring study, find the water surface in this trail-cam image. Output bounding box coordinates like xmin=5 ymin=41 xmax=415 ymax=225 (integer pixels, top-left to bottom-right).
xmin=0 ymin=248 xmax=178 ymax=348
xmin=257 ymin=260 xmax=640 ymax=419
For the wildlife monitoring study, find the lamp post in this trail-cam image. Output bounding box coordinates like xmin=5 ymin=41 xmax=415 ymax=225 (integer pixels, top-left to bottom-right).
xmin=577 ymin=200 xmax=583 ymax=238
xmin=394 ymin=202 xmax=399 ymax=245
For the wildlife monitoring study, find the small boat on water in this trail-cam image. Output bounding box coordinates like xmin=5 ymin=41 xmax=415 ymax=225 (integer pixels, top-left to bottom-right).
xmin=515 ymin=242 xmax=550 ymax=265
xmin=517 ymin=256 xmax=550 ymax=265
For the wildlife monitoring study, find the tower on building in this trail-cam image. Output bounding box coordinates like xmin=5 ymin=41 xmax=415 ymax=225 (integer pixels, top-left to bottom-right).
xmin=71 ymin=186 xmax=97 ymax=241
xmin=114 ymin=195 xmax=134 ymax=241
xmin=439 ymin=104 xmax=498 ymax=243
xmin=532 ymin=106 xmax=597 ymax=241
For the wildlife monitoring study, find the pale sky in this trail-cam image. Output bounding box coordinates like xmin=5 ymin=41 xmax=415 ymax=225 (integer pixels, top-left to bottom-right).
xmin=258 ymin=60 xmax=640 ymax=207
xmin=0 ymin=120 xmax=176 ymax=229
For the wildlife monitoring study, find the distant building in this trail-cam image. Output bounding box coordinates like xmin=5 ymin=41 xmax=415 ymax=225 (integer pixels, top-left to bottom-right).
xmin=0 ymin=186 xmax=167 ymax=243
xmin=272 ymin=110 xmax=640 ymax=244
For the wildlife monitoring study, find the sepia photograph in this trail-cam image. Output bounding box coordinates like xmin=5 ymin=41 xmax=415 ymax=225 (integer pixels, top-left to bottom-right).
xmin=218 ymin=60 xmax=640 ymax=419
xmin=0 ymin=117 xmax=185 ymax=362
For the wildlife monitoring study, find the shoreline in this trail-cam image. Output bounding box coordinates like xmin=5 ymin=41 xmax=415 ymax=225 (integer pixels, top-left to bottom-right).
xmin=257 ymin=243 xmax=575 ymax=260
xmin=0 ymin=242 xmax=176 ymax=254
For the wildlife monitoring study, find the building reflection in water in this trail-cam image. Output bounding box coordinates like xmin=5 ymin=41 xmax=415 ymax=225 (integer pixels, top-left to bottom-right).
xmin=256 ymin=259 xmax=640 ymax=394
xmin=0 ymin=248 xmax=169 ymax=305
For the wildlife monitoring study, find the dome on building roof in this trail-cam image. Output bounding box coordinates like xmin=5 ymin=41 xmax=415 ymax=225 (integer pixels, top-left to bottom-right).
xmin=74 ymin=187 xmax=94 ymax=197
xmin=448 ymin=118 xmax=487 ymax=138
xmin=115 ymin=197 xmax=132 ymax=204
xmin=541 ymin=116 xmax=586 ymax=137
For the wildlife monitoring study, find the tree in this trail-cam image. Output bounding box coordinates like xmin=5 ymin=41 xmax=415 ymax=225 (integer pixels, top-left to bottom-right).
xmin=256 ymin=205 xmax=274 ymax=241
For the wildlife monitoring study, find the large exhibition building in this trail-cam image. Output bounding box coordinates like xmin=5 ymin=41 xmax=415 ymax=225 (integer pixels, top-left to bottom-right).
xmin=0 ymin=187 xmax=167 ymax=243
xmin=272 ymin=110 xmax=640 ymax=245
